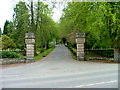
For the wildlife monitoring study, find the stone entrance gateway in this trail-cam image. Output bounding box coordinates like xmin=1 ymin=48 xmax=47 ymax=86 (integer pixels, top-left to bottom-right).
xmin=76 ymin=32 xmax=85 ymax=60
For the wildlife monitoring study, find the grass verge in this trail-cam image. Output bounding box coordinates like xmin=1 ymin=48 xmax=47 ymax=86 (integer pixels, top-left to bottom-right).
xmin=67 ymin=46 xmax=77 ymax=60
xmin=34 ymin=47 xmax=55 ymax=60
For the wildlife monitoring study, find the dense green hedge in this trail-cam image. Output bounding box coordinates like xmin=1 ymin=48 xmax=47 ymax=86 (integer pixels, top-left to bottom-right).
xmin=67 ymin=43 xmax=114 ymax=59
xmin=2 ymin=51 xmax=20 ymax=58
xmin=88 ymin=49 xmax=114 ymax=58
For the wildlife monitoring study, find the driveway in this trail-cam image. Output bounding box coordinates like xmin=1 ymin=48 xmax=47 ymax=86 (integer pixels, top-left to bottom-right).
xmin=1 ymin=45 xmax=118 ymax=88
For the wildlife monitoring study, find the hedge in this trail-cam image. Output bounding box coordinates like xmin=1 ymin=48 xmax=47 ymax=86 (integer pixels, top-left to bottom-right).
xmin=2 ymin=51 xmax=21 ymax=58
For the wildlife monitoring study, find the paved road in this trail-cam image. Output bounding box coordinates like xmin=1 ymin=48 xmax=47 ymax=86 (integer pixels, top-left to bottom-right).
xmin=1 ymin=45 xmax=118 ymax=88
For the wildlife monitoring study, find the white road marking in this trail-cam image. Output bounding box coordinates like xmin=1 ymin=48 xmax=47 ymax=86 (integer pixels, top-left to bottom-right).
xmin=75 ymin=80 xmax=117 ymax=88
xmin=75 ymin=85 xmax=86 ymax=87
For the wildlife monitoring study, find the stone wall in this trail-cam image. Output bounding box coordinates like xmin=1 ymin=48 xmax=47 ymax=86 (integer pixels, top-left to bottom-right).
xmin=0 ymin=58 xmax=26 ymax=65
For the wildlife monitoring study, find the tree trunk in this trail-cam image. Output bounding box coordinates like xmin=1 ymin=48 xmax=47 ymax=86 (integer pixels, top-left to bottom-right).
xmin=31 ymin=0 xmax=36 ymax=56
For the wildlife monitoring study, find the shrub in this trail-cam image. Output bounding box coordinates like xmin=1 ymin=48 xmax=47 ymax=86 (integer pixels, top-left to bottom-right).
xmin=93 ymin=49 xmax=114 ymax=58
xmin=2 ymin=51 xmax=20 ymax=58
xmin=1 ymin=35 xmax=16 ymax=50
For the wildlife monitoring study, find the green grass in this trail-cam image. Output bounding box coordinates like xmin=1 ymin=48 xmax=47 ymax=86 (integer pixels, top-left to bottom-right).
xmin=34 ymin=47 xmax=54 ymax=60
xmin=72 ymin=54 xmax=77 ymax=60
xmin=19 ymin=55 xmax=26 ymax=58
xmin=67 ymin=47 xmax=77 ymax=60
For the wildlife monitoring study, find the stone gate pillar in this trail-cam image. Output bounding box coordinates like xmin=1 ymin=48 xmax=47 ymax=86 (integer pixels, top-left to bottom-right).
xmin=76 ymin=32 xmax=85 ymax=60
xmin=25 ymin=32 xmax=35 ymax=62
xmin=114 ymin=49 xmax=120 ymax=63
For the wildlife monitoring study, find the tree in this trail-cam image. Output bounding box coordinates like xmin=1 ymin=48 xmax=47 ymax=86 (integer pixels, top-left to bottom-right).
xmin=0 ymin=28 xmax=2 ymax=37
xmin=34 ymin=1 xmax=56 ymax=49
xmin=13 ymin=1 xmax=30 ymax=49
xmin=59 ymin=2 xmax=120 ymax=49
xmin=3 ymin=20 xmax=10 ymax=35
xmin=7 ymin=21 xmax=15 ymax=38
xmin=4 ymin=1 xmax=59 ymax=51
xmin=30 ymin=0 xmax=35 ymax=33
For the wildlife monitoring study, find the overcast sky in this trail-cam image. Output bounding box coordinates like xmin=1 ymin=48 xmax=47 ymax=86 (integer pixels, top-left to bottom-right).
xmin=0 ymin=0 xmax=69 ymax=31
xmin=1 ymin=0 xmax=116 ymax=31
xmin=0 ymin=0 xmax=14 ymax=31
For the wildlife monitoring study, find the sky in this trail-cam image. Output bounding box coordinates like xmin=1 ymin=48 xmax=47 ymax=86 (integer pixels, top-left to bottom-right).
xmin=0 ymin=0 xmax=14 ymax=31
xmin=1 ymin=0 xmax=117 ymax=31
xmin=0 ymin=0 xmax=68 ymax=31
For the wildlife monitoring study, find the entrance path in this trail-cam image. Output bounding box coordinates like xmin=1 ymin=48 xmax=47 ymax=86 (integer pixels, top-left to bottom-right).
xmin=1 ymin=45 xmax=118 ymax=88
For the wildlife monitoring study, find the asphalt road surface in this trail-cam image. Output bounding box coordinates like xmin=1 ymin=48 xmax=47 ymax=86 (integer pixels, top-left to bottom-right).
xmin=0 ymin=45 xmax=118 ymax=88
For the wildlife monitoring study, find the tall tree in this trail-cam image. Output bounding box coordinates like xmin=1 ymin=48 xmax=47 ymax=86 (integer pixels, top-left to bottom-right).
xmin=0 ymin=28 xmax=2 ymax=37
xmin=13 ymin=1 xmax=30 ymax=49
xmin=31 ymin=0 xmax=35 ymax=33
xmin=34 ymin=1 xmax=56 ymax=49
xmin=7 ymin=21 xmax=15 ymax=38
xmin=3 ymin=20 xmax=10 ymax=35
xmin=59 ymin=2 xmax=120 ymax=49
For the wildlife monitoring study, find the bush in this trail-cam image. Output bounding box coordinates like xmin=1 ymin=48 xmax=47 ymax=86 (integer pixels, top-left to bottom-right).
xmin=1 ymin=35 xmax=16 ymax=50
xmin=85 ymin=49 xmax=114 ymax=58
xmin=2 ymin=51 xmax=20 ymax=58
xmin=92 ymin=49 xmax=114 ymax=58
xmin=36 ymin=48 xmax=46 ymax=53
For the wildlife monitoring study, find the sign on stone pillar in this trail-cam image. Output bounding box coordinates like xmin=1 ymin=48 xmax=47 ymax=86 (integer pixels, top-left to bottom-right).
xmin=25 ymin=32 xmax=35 ymax=62
xmin=76 ymin=32 xmax=85 ymax=60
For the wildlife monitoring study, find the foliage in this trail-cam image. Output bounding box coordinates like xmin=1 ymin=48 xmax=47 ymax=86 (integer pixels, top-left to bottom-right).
xmin=86 ymin=49 xmax=114 ymax=58
xmin=2 ymin=51 xmax=20 ymax=58
xmin=13 ymin=1 xmax=30 ymax=49
xmin=34 ymin=1 xmax=57 ymax=49
xmin=1 ymin=35 xmax=16 ymax=50
xmin=67 ymin=46 xmax=77 ymax=60
xmin=59 ymin=2 xmax=120 ymax=49
xmin=4 ymin=1 xmax=57 ymax=51
xmin=2 ymin=1 xmax=119 ymax=53
xmin=0 ymin=28 xmax=1 ymax=37
xmin=34 ymin=47 xmax=54 ymax=60
xmin=3 ymin=20 xmax=10 ymax=35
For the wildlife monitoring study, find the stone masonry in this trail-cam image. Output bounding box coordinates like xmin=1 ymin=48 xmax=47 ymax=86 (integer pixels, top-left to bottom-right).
xmin=114 ymin=49 xmax=120 ymax=63
xmin=25 ymin=32 xmax=35 ymax=62
xmin=76 ymin=32 xmax=85 ymax=60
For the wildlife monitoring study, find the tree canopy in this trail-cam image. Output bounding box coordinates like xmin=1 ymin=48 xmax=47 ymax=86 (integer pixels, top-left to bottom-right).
xmin=3 ymin=1 xmax=58 ymax=50
xmin=2 ymin=1 xmax=120 ymax=50
xmin=59 ymin=2 xmax=120 ymax=49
